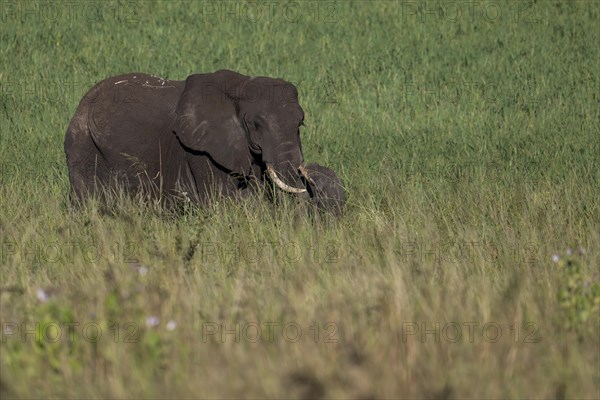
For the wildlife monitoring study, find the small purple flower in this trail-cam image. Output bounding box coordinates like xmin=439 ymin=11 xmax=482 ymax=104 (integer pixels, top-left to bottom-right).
xmin=551 ymin=254 xmax=560 ymax=263
xmin=138 ymin=265 xmax=149 ymax=276
xmin=566 ymin=248 xmax=573 ymax=256
xmin=146 ymin=316 xmax=160 ymax=328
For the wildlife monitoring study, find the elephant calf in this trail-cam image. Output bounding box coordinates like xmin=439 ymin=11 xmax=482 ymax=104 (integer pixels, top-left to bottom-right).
xmin=302 ymin=163 xmax=345 ymax=215
xmin=64 ymin=70 xmax=345 ymax=214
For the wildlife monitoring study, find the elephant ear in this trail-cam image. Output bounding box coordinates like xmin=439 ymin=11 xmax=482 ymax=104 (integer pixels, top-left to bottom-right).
xmin=174 ymin=70 xmax=251 ymax=173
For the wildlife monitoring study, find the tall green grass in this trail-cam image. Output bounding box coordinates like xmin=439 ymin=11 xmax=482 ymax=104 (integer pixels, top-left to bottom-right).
xmin=1 ymin=1 xmax=599 ymax=398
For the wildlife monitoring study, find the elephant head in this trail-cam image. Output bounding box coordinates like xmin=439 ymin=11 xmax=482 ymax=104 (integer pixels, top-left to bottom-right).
xmin=174 ymin=69 xmax=307 ymax=193
xmin=301 ymin=163 xmax=346 ymax=215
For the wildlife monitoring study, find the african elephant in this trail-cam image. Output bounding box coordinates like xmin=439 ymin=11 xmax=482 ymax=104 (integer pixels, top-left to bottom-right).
xmin=302 ymin=163 xmax=345 ymax=215
xmin=64 ymin=70 xmax=344 ymax=213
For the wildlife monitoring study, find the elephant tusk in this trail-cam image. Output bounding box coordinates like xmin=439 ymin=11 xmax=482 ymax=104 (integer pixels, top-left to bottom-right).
xmin=266 ymin=164 xmax=307 ymax=194
xmin=298 ymin=165 xmax=315 ymax=185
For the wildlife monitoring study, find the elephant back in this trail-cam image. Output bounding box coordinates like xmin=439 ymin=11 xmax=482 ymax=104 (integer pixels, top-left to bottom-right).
xmin=86 ymin=74 xmax=184 ymax=152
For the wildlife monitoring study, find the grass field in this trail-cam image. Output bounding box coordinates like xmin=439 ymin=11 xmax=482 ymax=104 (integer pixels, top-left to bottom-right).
xmin=1 ymin=1 xmax=599 ymax=398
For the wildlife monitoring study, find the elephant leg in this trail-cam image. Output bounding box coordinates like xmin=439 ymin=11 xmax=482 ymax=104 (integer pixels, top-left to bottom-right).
xmin=66 ymin=150 xmax=111 ymax=206
xmin=65 ymin=121 xmax=111 ymax=206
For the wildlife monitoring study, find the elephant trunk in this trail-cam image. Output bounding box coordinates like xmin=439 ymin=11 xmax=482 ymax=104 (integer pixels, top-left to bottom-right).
xmin=266 ymin=164 xmax=306 ymax=194
xmin=262 ymin=139 xmax=307 ymax=194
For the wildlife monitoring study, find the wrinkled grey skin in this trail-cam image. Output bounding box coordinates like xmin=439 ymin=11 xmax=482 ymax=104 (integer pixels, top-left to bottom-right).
xmin=65 ymin=70 xmax=307 ymax=204
xmin=64 ymin=70 xmax=345 ymax=214
xmin=303 ymin=163 xmax=345 ymax=215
